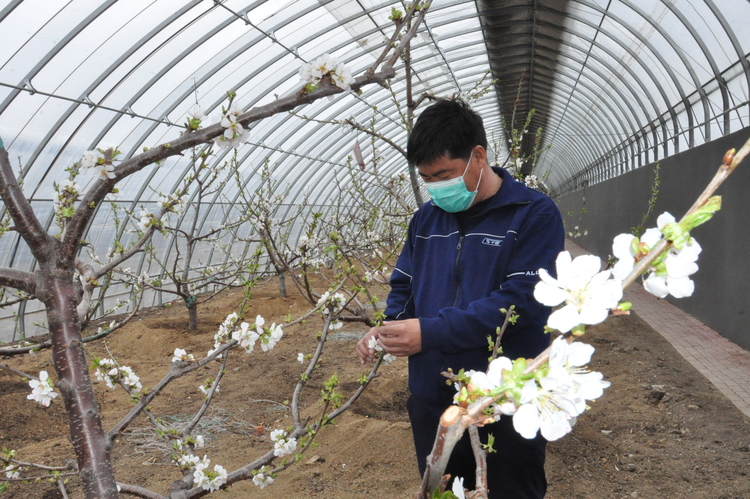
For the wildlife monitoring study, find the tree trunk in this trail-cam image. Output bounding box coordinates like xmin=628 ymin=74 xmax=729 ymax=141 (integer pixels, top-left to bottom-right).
xmin=278 ymin=272 xmax=287 ymax=298
xmin=187 ymin=300 xmax=198 ymax=331
xmin=41 ymin=267 xmax=118 ymax=498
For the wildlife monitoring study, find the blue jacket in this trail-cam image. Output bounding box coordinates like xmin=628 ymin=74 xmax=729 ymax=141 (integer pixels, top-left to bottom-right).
xmin=385 ymin=168 xmax=565 ymax=412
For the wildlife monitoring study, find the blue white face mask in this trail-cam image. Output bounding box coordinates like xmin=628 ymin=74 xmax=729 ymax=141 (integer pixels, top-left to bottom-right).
xmin=425 ymin=151 xmax=483 ymax=213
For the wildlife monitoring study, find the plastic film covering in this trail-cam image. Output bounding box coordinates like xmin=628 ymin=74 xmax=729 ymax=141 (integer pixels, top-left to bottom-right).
xmin=1 ymin=0 xmax=749 ymax=340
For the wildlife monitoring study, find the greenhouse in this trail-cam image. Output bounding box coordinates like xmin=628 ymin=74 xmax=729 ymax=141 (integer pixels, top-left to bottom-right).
xmin=1 ymin=1 xmax=749 ymax=498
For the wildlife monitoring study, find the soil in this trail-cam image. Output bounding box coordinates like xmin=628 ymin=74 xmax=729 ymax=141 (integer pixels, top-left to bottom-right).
xmin=1 ymin=280 xmax=749 ymax=499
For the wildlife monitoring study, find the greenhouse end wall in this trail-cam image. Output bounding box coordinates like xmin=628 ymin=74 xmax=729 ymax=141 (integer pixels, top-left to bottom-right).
xmin=554 ymin=126 xmax=750 ymax=351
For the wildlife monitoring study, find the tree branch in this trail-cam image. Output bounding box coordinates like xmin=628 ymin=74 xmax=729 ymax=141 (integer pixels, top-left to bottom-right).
xmin=0 ymin=147 xmax=52 ymax=261
xmin=116 ymin=482 xmax=168 ymax=499
xmin=0 ymin=267 xmax=37 ymax=295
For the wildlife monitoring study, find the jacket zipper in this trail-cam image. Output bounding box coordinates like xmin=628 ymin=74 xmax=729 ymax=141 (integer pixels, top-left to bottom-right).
xmin=451 ymin=233 xmax=465 ymax=307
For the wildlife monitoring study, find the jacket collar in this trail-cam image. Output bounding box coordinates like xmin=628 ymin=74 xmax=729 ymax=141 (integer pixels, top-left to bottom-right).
xmin=467 ymin=167 xmax=533 ymax=217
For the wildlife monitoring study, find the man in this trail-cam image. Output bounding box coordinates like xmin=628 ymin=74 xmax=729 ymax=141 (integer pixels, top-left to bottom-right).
xmin=356 ymin=99 xmax=564 ymax=498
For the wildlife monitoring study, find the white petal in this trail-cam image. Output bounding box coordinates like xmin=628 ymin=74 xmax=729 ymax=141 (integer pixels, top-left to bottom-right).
xmin=566 ymin=342 xmax=595 ymax=367
xmin=612 ymin=233 xmax=636 ymax=259
xmin=579 ymin=304 xmax=609 ymax=326
xmin=667 ymin=276 xmax=695 ymax=298
xmin=541 ymin=369 xmax=572 ymax=391
xmin=612 ymin=258 xmax=634 ymax=281
xmin=665 ymin=254 xmax=698 ymax=278
xmin=641 ymin=227 xmax=663 ymax=248
xmin=538 ymin=267 xmax=560 ymax=288
xmin=569 ymin=255 xmax=603 ymax=282
xmin=469 ymin=371 xmax=492 ymax=391
xmin=574 ymin=371 xmax=610 ymax=400
xmin=548 ymin=336 xmax=569 ymax=368
xmin=678 ymin=239 xmax=702 ymax=261
xmin=547 ymin=305 xmax=582 ymax=333
xmin=540 ymin=413 xmax=573 ymax=441
xmin=587 ymin=279 xmax=623 ymax=310
xmin=643 ymin=273 xmax=668 ymax=298
xmin=553 ymin=251 xmax=573 ymax=283
xmin=519 ymin=379 xmax=540 ymax=404
xmin=513 ymin=403 xmax=541 ymax=439
xmin=588 ymin=269 xmax=613 ymax=288
xmin=452 ymin=477 xmax=466 ymax=499
xmin=534 ymin=280 xmax=568 ymax=307
xmin=494 ymin=400 xmax=518 ymax=416
xmin=487 ymin=357 xmax=512 ymax=387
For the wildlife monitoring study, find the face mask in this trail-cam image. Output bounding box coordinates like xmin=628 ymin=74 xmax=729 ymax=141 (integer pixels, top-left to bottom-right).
xmin=425 ymin=151 xmax=483 ymax=213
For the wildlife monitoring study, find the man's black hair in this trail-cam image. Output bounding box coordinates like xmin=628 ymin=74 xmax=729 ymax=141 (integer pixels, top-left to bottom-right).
xmin=407 ymin=98 xmax=488 ymax=168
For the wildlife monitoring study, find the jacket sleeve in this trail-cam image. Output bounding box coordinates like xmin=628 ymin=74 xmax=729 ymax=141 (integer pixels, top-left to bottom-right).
xmin=418 ymin=207 xmax=565 ymax=357
xmin=384 ymin=215 xmax=417 ymax=321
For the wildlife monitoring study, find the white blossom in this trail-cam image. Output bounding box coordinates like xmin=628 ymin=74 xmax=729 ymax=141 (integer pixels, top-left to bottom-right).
xmin=160 ymin=192 xmax=188 ymax=214
xmin=524 ymin=175 xmax=540 ymax=190
xmin=198 ymin=382 xmax=219 ymax=396
xmin=194 ymin=455 xmax=210 ymax=472
xmin=299 ymin=54 xmax=354 ymax=91
xmin=534 ymin=251 xmax=622 ymax=333
xmin=317 ymin=291 xmax=346 ymax=313
xmin=367 ymin=337 xmax=397 ymax=365
xmin=381 ymin=353 xmax=397 ymax=365
xmin=297 ymin=352 xmax=305 ymax=363
xmin=188 ymin=104 xmax=206 ymax=121
xmin=79 ymin=149 xmax=104 ymax=170
xmin=452 ymin=476 xmax=466 ymax=499
xmin=209 ymin=312 xmax=240 ymax=355
xmin=194 ymin=435 xmax=205 ymax=448
xmin=612 ymin=212 xmax=702 ymax=299
xmin=253 ymin=472 xmax=274 ymax=489
xmin=260 ymin=323 xmax=283 ymax=352
xmin=94 ymin=360 xmax=142 ymax=394
xmin=95 ymin=162 xmax=116 ymax=180
xmin=512 ymin=378 xmax=581 ymax=441
xmin=4 ymin=465 xmax=19 ymax=480
xmin=466 ymin=357 xmax=512 ymax=392
xmin=611 ymin=233 xmax=637 ymax=280
xmin=644 ymin=237 xmax=701 ymax=299
xmin=510 ymin=337 xmax=609 ymax=441
xmin=547 ymin=336 xmax=610 ymax=403
xmin=367 ymin=336 xmax=382 ymax=352
xmin=330 ymin=61 xmax=355 ymax=90
xmin=53 ymin=179 xmax=82 ymax=215
xmin=172 ymin=348 xmax=195 ymax=363
xmin=177 ymin=454 xmax=201 ymax=469
xmin=27 ymin=371 xmax=58 ymax=407
xmin=270 ymin=429 xmax=297 ymax=457
xmin=193 ymin=460 xmax=227 ymax=492
xmin=232 ymin=321 xmax=260 ymax=353
xmin=214 ymin=104 xmax=249 ymax=149
xmin=137 ymin=209 xmax=153 ymax=232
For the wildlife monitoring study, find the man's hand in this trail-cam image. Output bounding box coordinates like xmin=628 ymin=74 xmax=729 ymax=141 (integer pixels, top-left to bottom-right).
xmin=357 ymin=328 xmax=380 ymax=365
xmin=377 ymin=318 xmax=422 ymax=357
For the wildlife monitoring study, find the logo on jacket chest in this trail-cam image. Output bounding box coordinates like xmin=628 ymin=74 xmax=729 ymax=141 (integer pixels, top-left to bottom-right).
xmin=481 ymin=237 xmax=503 ymax=247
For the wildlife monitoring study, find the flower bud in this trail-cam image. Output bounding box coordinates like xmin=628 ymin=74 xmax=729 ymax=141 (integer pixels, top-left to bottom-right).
xmin=616 ymin=301 xmax=632 ymax=312
xmin=723 ymin=148 xmax=735 ymax=166
xmin=660 ymin=222 xmax=686 ymax=247
xmin=681 ymin=196 xmax=722 ymax=233
xmin=571 ymin=324 xmax=586 ymax=336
